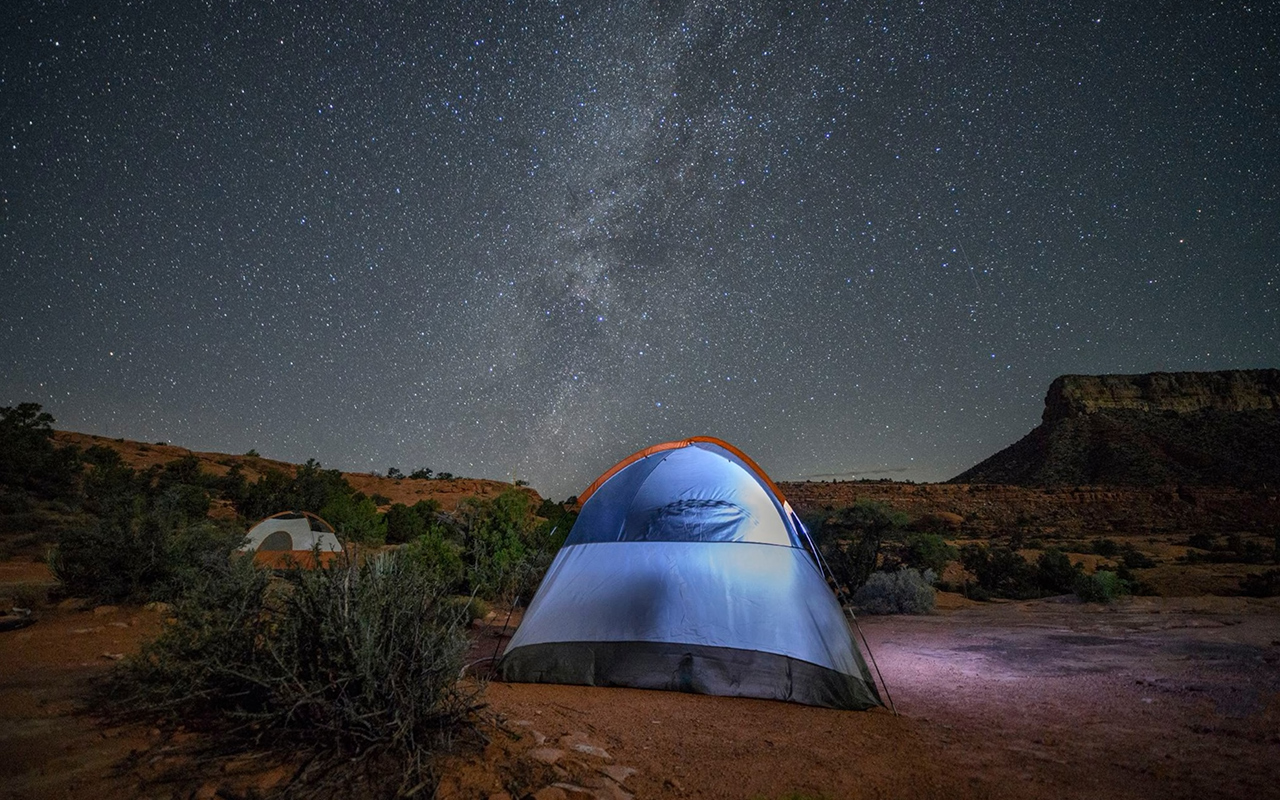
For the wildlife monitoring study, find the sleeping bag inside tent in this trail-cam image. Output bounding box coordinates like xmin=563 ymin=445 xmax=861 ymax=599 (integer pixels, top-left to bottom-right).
xmin=499 ymin=437 xmax=883 ymax=710
xmin=238 ymin=511 xmax=343 ymax=568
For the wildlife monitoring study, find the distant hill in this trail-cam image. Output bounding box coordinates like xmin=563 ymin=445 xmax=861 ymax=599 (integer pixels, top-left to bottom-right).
xmin=51 ymin=430 xmax=542 ymax=513
xmin=951 ymin=369 xmax=1280 ymax=486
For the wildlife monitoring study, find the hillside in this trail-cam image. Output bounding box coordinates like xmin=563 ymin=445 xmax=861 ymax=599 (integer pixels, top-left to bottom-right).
xmin=951 ymin=369 xmax=1280 ymax=486
xmin=51 ymin=430 xmax=542 ymax=514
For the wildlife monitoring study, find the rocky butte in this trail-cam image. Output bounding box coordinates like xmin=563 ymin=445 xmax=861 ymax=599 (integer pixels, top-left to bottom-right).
xmin=951 ymin=369 xmax=1280 ymax=486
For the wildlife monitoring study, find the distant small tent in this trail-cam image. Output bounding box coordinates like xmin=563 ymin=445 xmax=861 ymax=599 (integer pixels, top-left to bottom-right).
xmin=499 ymin=437 xmax=884 ymax=710
xmin=239 ymin=511 xmax=342 ymax=568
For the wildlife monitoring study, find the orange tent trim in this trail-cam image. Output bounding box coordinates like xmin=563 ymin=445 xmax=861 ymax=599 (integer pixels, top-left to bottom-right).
xmin=577 ymin=436 xmax=789 ymax=507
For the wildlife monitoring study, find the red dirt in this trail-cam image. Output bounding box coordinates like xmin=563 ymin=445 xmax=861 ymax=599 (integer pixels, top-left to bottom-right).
xmin=8 ymin=574 xmax=1272 ymax=800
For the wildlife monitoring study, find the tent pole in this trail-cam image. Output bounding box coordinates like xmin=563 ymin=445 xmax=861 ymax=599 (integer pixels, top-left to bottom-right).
xmin=805 ymin=534 xmax=898 ymax=716
xmin=843 ymin=605 xmax=897 ymax=716
xmin=489 ymin=594 xmax=520 ymax=669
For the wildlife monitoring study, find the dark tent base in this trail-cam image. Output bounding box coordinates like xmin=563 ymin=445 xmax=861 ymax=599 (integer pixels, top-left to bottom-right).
xmin=499 ymin=640 xmax=882 ymax=711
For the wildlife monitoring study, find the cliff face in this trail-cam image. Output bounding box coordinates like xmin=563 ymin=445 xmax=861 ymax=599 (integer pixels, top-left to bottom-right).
xmin=953 ymin=369 xmax=1280 ymax=486
xmin=1043 ymin=370 xmax=1280 ymax=422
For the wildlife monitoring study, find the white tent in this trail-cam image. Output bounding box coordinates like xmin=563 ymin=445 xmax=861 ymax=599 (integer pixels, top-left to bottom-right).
xmin=239 ymin=511 xmax=342 ymax=562
xmin=500 ymin=437 xmax=883 ymax=710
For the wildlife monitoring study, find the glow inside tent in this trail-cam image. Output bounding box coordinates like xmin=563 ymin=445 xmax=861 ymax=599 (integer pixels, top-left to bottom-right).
xmin=500 ymin=437 xmax=883 ymax=710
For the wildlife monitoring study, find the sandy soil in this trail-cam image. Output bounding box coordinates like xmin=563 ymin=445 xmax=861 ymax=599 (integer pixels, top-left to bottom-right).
xmin=5 ymin=571 xmax=1275 ymax=800
xmin=444 ymin=597 xmax=1280 ymax=800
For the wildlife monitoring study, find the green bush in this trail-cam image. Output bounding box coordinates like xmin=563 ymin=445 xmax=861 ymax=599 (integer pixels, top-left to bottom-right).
xmin=233 ymin=459 xmax=354 ymax=521
xmin=51 ymin=516 xmax=243 ymax=603
xmin=810 ymin=501 xmax=907 ymax=592
xmin=852 ymin=568 xmax=936 ymax=615
xmin=1089 ymin=538 xmax=1120 ymax=557
xmin=405 ymin=529 xmax=466 ymax=592
xmin=385 ymin=500 xmax=442 ymax=545
xmin=894 ymin=532 xmax=958 ymax=575
xmin=1074 ymin=570 xmax=1129 ymax=603
xmin=112 ymin=552 xmax=477 ymax=793
xmin=960 ymin=544 xmax=1038 ymax=599
xmin=0 ymin=403 xmax=82 ymax=500
xmin=319 ymin=491 xmax=387 ymax=545
xmin=1035 ymin=549 xmax=1084 ymax=595
xmin=1118 ymin=543 xmax=1156 ymax=569
xmin=52 ymin=455 xmax=239 ymax=602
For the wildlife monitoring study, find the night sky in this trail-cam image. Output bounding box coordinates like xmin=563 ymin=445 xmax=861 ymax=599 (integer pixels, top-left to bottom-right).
xmin=3 ymin=2 xmax=1276 ymax=498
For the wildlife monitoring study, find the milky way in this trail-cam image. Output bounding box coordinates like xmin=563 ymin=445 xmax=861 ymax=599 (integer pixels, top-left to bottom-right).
xmin=3 ymin=2 xmax=1277 ymax=497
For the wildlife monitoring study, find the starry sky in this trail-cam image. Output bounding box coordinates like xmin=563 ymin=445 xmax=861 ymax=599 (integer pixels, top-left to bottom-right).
xmin=3 ymin=2 xmax=1277 ymax=498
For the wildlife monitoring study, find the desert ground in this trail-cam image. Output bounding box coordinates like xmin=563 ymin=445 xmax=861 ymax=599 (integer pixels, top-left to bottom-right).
xmin=3 ymin=552 xmax=1277 ymax=800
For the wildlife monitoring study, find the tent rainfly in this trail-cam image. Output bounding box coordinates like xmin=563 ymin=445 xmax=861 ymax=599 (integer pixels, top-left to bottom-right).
xmin=239 ymin=511 xmax=342 ymax=568
xmin=499 ymin=437 xmax=884 ymax=710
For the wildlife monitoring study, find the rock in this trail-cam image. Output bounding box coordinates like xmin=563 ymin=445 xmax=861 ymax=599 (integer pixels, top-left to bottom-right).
xmin=571 ymin=743 xmax=611 ymax=760
xmin=92 ymin=605 xmax=119 ymax=615
xmin=548 ymin=784 xmax=596 ymax=800
xmin=597 ymin=765 xmax=636 ymax=786
xmin=100 ymin=652 xmax=124 ymax=660
xmin=255 ymin=764 xmax=293 ymax=792
xmin=530 ymin=787 xmax=568 ymax=800
xmin=487 ymin=793 xmax=514 ymax=800
xmin=955 ymin=369 xmax=1280 ymax=486
xmin=528 ymin=747 xmax=566 ymax=765
xmin=192 ymin=781 xmax=220 ymax=799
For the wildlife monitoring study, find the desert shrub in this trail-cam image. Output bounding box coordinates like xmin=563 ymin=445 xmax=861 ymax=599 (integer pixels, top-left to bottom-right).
xmin=319 ymin=491 xmax=387 ymax=545
xmin=892 ymin=532 xmax=958 ymax=575
xmin=0 ymin=403 xmax=82 ymax=500
xmin=852 ymin=568 xmax=936 ymax=615
xmin=1240 ymin=569 xmax=1280 ymax=598
xmin=409 ymin=467 xmax=434 ymax=480
xmin=1074 ymin=570 xmax=1129 ymax=603
xmin=1181 ymin=533 xmax=1271 ymax=565
xmin=1089 ymin=538 xmax=1120 ymax=557
xmin=960 ymin=544 xmax=1038 ymax=599
xmin=233 ymin=459 xmax=354 ymax=521
xmin=405 ymin=529 xmax=466 ymax=592
xmin=457 ymin=490 xmax=535 ymax=601
xmin=51 ymin=515 xmax=243 ymax=603
xmin=1117 ymin=543 xmax=1156 ymax=569
xmin=1035 ymin=549 xmax=1084 ymax=595
xmin=53 ymin=454 xmax=238 ymax=602
xmin=535 ymin=497 xmax=579 ymax=536
xmin=447 ymin=489 xmax=569 ymax=603
xmin=112 ymin=551 xmax=477 ymax=792
xmin=810 ymin=501 xmax=908 ymax=592
xmin=1186 ymin=532 xmax=1215 ymax=550
xmin=385 ymin=502 xmax=425 ymax=545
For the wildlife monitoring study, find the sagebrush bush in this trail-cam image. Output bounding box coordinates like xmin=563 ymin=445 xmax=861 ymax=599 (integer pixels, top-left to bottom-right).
xmin=113 ymin=550 xmax=478 ymax=791
xmin=852 ymin=568 xmax=936 ymax=615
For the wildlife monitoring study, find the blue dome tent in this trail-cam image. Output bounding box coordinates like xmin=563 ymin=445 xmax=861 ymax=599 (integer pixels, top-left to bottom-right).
xmin=499 ymin=437 xmax=884 ymax=710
